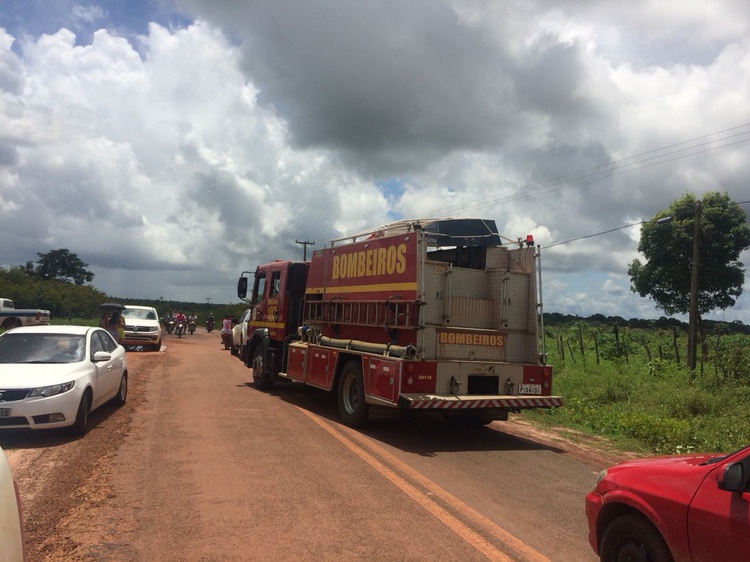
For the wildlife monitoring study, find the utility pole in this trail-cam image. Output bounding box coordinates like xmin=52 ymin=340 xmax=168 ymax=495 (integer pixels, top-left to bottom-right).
xmin=687 ymin=200 xmax=701 ymax=371
xmin=206 ymin=297 xmax=212 ymax=306
xmin=295 ymin=239 xmax=315 ymax=261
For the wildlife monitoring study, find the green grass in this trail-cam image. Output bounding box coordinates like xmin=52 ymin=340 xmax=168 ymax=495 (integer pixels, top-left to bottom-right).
xmin=527 ymin=324 xmax=750 ymax=454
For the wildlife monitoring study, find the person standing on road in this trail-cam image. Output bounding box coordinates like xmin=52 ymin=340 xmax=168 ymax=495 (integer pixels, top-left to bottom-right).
xmin=99 ymin=310 xmax=111 ymax=330
xmin=108 ymin=310 xmax=123 ymax=343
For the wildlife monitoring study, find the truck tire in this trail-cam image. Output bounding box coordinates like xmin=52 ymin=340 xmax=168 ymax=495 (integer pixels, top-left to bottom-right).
xmin=2 ymin=318 xmax=21 ymax=330
xmin=600 ymin=514 xmax=673 ymax=562
xmin=251 ymin=346 xmax=272 ymax=390
xmin=337 ymin=360 xmax=368 ymax=428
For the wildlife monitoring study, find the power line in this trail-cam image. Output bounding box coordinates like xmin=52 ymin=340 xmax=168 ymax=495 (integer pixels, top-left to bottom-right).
xmin=421 ymin=122 xmax=750 ymax=217
xmin=545 ymin=199 xmax=750 ymax=250
xmin=544 ymin=221 xmax=644 ymax=249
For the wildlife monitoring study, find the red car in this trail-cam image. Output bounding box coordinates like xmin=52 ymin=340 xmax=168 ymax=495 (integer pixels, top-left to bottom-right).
xmin=586 ymin=444 xmax=750 ymax=562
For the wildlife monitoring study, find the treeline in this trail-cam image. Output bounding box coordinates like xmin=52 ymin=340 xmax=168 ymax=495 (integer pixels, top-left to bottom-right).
xmin=0 ymin=266 xmax=108 ymax=319
xmin=4 ymin=263 xmax=749 ymax=332
xmin=544 ymin=312 xmax=750 ymax=335
xmin=0 ymin=266 xmax=245 ymax=322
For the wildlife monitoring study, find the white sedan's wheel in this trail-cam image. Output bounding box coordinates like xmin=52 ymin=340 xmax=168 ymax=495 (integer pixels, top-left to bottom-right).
xmin=112 ymin=373 xmax=128 ymax=406
xmin=71 ymin=392 xmax=91 ymax=436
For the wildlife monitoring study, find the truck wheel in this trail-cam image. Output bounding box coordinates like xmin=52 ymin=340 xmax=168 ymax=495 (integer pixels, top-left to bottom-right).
xmin=252 ymin=346 xmax=272 ymax=390
xmin=2 ymin=318 xmax=21 ymax=330
xmin=337 ymin=360 xmax=368 ymax=427
xmin=600 ymin=514 xmax=673 ymax=562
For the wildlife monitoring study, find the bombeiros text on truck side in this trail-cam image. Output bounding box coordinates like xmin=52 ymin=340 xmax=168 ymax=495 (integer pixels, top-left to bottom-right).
xmin=237 ymin=218 xmax=562 ymax=427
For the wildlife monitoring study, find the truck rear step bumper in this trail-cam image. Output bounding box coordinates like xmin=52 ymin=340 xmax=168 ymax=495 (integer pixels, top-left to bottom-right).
xmin=398 ymin=394 xmax=563 ymax=410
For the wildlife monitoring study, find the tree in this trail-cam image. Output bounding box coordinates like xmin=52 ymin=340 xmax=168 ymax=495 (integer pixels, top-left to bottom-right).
xmin=629 ymin=192 xmax=750 ymax=318
xmin=32 ymin=249 xmax=95 ymax=285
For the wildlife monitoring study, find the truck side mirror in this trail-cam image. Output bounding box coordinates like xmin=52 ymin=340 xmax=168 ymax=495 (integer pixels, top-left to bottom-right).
xmin=718 ymin=463 xmax=745 ymax=492
xmin=237 ymin=277 xmax=248 ymax=299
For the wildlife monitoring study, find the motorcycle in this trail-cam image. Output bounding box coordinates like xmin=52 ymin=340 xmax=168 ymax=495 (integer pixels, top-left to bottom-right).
xmin=188 ymin=319 xmax=196 ymax=335
xmin=221 ymin=332 xmax=232 ymax=350
xmin=175 ymin=320 xmax=185 ymax=338
xmin=165 ymin=318 xmax=175 ymax=334
xmin=206 ymin=318 xmax=215 ymax=333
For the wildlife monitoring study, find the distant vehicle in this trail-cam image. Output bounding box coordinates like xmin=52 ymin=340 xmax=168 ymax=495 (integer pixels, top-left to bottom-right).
xmin=231 ymin=309 xmax=251 ymax=360
xmin=586 ymin=444 xmax=750 ymax=562
xmin=0 ymin=325 xmax=128 ymax=435
xmin=0 ymin=445 xmax=25 ymax=561
xmin=0 ymin=297 xmax=50 ymax=330
xmin=120 ymin=305 xmax=162 ymax=351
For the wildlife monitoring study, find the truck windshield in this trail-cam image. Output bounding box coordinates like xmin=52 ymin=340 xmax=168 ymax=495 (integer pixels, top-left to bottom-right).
xmin=123 ymin=309 xmax=157 ymax=320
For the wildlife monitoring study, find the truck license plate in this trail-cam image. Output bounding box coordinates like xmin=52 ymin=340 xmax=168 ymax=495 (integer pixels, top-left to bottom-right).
xmin=0 ymin=407 xmax=10 ymax=417
xmin=519 ymin=384 xmax=542 ymax=395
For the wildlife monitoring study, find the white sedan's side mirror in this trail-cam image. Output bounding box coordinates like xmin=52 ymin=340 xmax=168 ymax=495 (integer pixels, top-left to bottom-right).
xmin=92 ymin=351 xmax=112 ymax=362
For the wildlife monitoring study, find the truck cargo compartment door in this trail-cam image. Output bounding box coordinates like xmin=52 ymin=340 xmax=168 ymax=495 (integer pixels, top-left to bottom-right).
xmin=286 ymin=342 xmax=307 ymax=381
xmin=421 ymin=261 xmax=450 ymax=326
xmin=305 ymin=346 xmax=336 ymax=390
xmin=365 ymin=357 xmax=399 ymax=404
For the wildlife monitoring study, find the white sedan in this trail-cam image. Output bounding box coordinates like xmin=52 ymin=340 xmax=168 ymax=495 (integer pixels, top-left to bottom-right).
xmin=0 ymin=325 xmax=127 ymax=435
xmin=0 ymin=445 xmax=24 ymax=561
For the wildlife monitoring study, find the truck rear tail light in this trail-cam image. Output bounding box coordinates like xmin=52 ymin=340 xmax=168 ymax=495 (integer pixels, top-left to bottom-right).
xmin=522 ymin=364 xmax=553 ymax=395
xmin=402 ymin=361 xmax=437 ymax=393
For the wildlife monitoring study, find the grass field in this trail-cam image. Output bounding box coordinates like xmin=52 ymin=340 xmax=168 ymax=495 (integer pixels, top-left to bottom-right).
xmin=526 ymin=323 xmax=750 ymax=454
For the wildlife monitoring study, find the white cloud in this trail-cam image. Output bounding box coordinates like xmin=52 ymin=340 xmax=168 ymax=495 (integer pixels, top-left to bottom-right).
xmin=71 ymin=4 xmax=105 ymax=26
xmin=1 ymin=1 xmax=749 ymax=322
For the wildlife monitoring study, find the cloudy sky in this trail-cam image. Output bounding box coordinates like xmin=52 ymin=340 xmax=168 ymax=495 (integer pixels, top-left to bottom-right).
xmin=1 ymin=0 xmax=749 ymax=321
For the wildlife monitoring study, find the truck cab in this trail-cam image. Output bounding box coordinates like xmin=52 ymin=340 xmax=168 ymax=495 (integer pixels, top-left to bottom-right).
xmin=237 ymin=261 xmax=309 ymax=378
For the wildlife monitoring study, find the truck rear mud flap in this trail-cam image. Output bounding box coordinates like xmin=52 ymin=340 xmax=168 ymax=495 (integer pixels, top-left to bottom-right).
xmin=397 ymin=394 xmax=563 ymax=411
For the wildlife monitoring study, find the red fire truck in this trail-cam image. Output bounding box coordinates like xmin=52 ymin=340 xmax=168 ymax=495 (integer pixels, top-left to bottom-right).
xmin=237 ymin=218 xmax=562 ymax=427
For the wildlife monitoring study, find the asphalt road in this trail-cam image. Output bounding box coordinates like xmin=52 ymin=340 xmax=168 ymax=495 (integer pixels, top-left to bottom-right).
xmin=2 ymin=330 xmax=617 ymax=561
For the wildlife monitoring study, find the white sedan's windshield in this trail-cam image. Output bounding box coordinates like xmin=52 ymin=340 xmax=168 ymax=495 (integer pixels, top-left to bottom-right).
xmin=0 ymin=334 xmax=85 ymax=364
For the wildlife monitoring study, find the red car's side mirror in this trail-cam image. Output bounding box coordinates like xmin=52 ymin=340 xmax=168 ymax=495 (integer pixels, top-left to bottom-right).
xmin=718 ymin=463 xmax=745 ymax=492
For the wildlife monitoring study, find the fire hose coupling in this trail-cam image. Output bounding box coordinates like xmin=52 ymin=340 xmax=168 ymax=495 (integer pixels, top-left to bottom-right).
xmin=450 ymin=376 xmax=461 ymax=395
